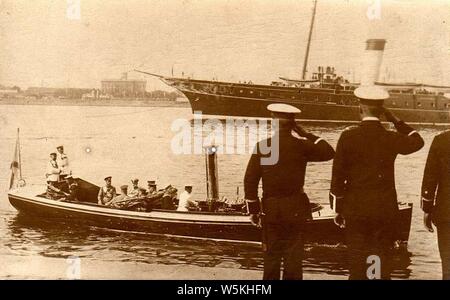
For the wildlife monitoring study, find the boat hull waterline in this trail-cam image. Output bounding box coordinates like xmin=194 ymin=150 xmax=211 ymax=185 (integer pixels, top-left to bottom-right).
xmin=8 ymin=186 xmax=413 ymax=244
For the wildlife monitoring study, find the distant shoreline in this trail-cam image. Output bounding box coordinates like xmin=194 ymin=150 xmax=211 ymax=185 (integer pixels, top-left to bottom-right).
xmin=0 ymin=98 xmax=191 ymax=108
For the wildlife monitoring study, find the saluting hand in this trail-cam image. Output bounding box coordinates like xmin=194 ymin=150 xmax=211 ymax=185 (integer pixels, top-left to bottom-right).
xmin=292 ymin=124 xmax=308 ymax=137
xmin=423 ymin=213 xmax=434 ymax=233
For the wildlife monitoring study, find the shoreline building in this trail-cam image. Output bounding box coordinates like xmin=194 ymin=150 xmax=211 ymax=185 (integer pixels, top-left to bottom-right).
xmin=101 ymin=73 xmax=146 ymax=98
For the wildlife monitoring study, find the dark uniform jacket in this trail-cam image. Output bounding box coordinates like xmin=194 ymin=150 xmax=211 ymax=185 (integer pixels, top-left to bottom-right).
xmin=421 ymin=130 xmax=450 ymax=224
xmin=330 ymin=120 xmax=424 ymax=220
xmin=244 ymin=129 xmax=335 ymax=222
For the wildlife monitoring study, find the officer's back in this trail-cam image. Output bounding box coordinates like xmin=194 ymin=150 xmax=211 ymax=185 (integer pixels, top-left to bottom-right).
xmin=330 ymin=85 xmax=424 ymax=280
xmin=244 ymin=103 xmax=335 ymax=280
xmin=334 ymin=120 xmax=424 ymax=219
xmin=251 ymin=128 xmax=335 ymax=200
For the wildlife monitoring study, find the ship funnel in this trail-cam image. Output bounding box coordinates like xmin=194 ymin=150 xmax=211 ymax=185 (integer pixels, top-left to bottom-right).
xmin=361 ymin=39 xmax=386 ymax=85
xmin=204 ymin=145 xmax=219 ymax=207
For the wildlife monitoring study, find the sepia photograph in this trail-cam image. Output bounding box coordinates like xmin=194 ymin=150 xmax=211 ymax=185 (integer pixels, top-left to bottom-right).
xmin=0 ymin=0 xmax=449 ymax=283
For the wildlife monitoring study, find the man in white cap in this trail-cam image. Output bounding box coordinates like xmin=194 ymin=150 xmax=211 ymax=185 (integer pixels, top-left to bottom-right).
xmin=244 ymin=103 xmax=335 ymax=280
xmin=45 ymin=152 xmax=64 ymax=199
xmin=330 ymin=85 xmax=424 ymax=280
xmin=46 ymin=152 xmax=61 ymax=184
xmin=56 ymin=145 xmax=70 ymax=179
xmin=177 ymin=184 xmax=197 ymax=212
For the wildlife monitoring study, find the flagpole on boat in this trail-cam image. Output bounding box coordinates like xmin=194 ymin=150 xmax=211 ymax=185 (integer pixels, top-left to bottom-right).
xmin=17 ymin=128 xmax=22 ymax=181
xmin=9 ymin=128 xmax=23 ymax=189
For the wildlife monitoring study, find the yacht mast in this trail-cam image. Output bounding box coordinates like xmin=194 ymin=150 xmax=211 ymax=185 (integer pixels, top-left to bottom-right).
xmin=302 ymin=0 xmax=318 ymax=80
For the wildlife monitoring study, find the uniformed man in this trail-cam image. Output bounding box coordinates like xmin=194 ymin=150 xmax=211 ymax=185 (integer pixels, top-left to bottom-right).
xmin=46 ymin=153 xmax=60 ymax=192
xmin=330 ymin=86 xmax=424 ymax=280
xmin=421 ymin=130 xmax=450 ymax=280
xmin=147 ymin=180 xmax=157 ymax=195
xmin=56 ymin=145 xmax=70 ymax=179
xmin=128 ymin=178 xmax=145 ymax=198
xmin=97 ymin=176 xmax=117 ymax=205
xmin=65 ymin=175 xmax=79 ymax=202
xmin=45 ymin=152 xmax=66 ymax=199
xmin=107 ymin=185 xmax=129 ymax=208
xmin=177 ymin=184 xmax=197 ymax=212
xmin=46 ymin=153 xmax=60 ymax=183
xmin=244 ymin=103 xmax=335 ymax=280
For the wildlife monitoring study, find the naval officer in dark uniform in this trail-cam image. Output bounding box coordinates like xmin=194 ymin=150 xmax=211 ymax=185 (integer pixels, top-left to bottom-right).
xmin=330 ymin=86 xmax=424 ymax=280
xmin=421 ymin=130 xmax=450 ymax=280
xmin=244 ymin=103 xmax=335 ymax=280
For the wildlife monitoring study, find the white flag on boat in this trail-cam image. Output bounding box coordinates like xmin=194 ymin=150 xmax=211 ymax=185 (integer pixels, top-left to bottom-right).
xmin=9 ymin=128 xmax=22 ymax=190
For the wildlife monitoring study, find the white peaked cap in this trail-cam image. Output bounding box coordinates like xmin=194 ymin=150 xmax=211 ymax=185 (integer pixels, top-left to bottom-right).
xmin=354 ymin=86 xmax=389 ymax=101
xmin=267 ymin=103 xmax=301 ymax=114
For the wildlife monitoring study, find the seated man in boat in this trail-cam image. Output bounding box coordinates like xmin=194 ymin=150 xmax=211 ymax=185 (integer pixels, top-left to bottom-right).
xmin=106 ymin=185 xmax=129 ymax=208
xmin=64 ymin=175 xmax=79 ymax=202
xmin=177 ymin=185 xmax=198 ymax=212
xmin=97 ymin=176 xmax=117 ymax=205
xmin=106 ymin=185 xmax=149 ymax=211
xmin=46 ymin=183 xmax=69 ymax=200
xmin=146 ymin=185 xmax=178 ymax=210
xmin=146 ymin=180 xmax=157 ymax=196
xmin=127 ymin=178 xmax=146 ymax=198
xmin=161 ymin=185 xmax=178 ymax=210
xmin=144 ymin=186 xmax=166 ymax=209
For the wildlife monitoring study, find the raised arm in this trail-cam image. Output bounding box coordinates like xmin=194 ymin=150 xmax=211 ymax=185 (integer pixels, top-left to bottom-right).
xmin=384 ymin=108 xmax=424 ymax=154
xmin=293 ymin=125 xmax=335 ymax=162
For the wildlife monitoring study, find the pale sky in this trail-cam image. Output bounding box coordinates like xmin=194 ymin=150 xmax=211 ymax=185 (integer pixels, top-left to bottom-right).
xmin=0 ymin=0 xmax=449 ymax=90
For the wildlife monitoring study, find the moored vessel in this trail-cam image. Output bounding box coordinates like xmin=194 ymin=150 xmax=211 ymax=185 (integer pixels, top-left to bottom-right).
xmin=135 ymin=0 xmax=450 ymax=124
xmin=137 ymin=71 xmax=450 ymax=124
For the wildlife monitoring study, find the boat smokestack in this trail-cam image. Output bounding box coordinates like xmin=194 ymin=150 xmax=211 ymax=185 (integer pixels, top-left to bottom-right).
xmin=205 ymin=145 xmax=219 ymax=205
xmin=361 ymin=39 xmax=386 ymax=85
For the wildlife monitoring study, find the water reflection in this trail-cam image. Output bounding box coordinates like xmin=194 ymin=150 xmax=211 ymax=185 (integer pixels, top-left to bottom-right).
xmin=4 ymin=213 xmax=412 ymax=278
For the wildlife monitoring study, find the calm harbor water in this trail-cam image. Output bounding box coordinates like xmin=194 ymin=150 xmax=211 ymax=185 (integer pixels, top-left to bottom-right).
xmin=0 ymin=104 xmax=445 ymax=279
